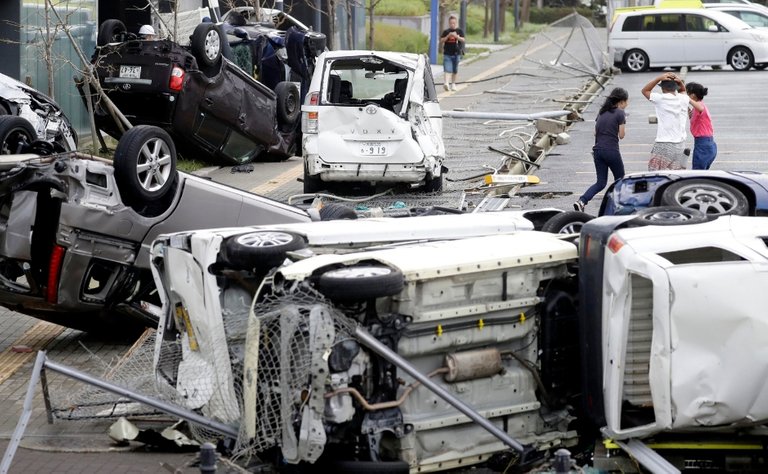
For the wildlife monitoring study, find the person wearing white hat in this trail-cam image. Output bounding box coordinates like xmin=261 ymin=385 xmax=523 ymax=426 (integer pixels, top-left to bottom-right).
xmin=138 ymin=24 xmax=156 ymax=40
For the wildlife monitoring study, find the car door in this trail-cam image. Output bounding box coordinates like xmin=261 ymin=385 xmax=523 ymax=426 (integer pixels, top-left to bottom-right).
xmin=683 ymin=13 xmax=727 ymax=64
xmin=407 ymin=55 xmax=445 ymax=161
xmin=644 ymin=14 xmax=686 ymax=65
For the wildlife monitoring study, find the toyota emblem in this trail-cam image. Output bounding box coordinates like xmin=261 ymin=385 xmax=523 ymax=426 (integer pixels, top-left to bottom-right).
xmin=365 ymin=104 xmax=377 ymax=115
xmin=122 ymin=83 xmax=132 ymax=90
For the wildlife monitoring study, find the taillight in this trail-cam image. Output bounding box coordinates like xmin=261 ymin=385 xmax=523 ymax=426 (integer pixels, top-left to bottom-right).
xmin=169 ymin=66 xmax=184 ymax=91
xmin=46 ymin=245 xmax=65 ymax=304
xmin=607 ymin=235 xmax=625 ymax=254
xmin=304 ymin=92 xmax=319 ymax=133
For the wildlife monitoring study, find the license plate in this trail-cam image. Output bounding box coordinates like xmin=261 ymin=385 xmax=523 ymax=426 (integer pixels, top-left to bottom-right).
xmin=119 ymin=65 xmax=141 ymax=79
xmin=359 ymin=142 xmax=387 ymax=156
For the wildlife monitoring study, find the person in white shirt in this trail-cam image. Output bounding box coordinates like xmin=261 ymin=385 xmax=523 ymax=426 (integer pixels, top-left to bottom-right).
xmin=641 ymin=73 xmax=689 ymax=170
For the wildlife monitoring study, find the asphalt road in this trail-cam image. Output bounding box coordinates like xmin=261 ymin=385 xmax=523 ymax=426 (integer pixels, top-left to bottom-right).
xmin=1 ymin=25 xmax=768 ymax=474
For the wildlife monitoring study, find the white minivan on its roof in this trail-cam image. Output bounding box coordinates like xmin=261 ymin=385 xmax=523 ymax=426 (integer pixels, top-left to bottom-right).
xmin=609 ymin=8 xmax=768 ymax=71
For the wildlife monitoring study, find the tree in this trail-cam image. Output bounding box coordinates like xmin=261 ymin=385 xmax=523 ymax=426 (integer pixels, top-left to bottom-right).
xmin=366 ymin=0 xmax=383 ymax=49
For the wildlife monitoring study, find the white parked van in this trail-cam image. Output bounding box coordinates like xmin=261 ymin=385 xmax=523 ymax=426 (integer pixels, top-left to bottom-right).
xmin=609 ymin=8 xmax=768 ymax=71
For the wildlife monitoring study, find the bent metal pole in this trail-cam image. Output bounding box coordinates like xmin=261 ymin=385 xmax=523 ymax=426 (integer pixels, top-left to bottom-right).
xmin=354 ymin=326 xmax=527 ymax=453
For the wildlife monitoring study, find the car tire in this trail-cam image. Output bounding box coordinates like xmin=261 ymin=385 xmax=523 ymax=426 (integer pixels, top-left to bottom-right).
xmin=622 ymin=49 xmax=649 ymax=73
xmin=113 ymin=125 xmax=178 ymax=204
xmin=630 ymin=206 xmax=709 ymax=226
xmin=191 ymin=23 xmax=223 ymax=68
xmin=660 ymin=179 xmax=749 ymax=217
xmin=97 ymin=19 xmax=126 ymax=46
xmin=303 ymin=162 xmax=324 ymax=193
xmin=542 ymin=211 xmax=594 ymax=234
xmin=275 ymin=82 xmax=301 ymax=125
xmin=0 ymin=116 xmax=36 ymax=155
xmin=0 ymin=101 xmax=10 ymax=115
xmin=319 ymin=203 xmax=357 ymax=220
xmin=754 ymin=63 xmax=768 ymax=70
xmin=423 ymin=173 xmax=444 ymax=193
xmin=316 ymin=264 xmax=404 ymax=300
xmin=223 ymin=231 xmax=307 ymax=270
xmin=728 ymin=46 xmax=754 ymax=72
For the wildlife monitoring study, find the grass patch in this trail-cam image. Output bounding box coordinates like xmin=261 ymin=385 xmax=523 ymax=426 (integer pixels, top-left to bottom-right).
xmin=374 ymin=0 xmax=429 ymax=17
xmin=177 ymin=158 xmax=210 ymax=173
xmin=370 ymin=21 xmax=429 ymax=53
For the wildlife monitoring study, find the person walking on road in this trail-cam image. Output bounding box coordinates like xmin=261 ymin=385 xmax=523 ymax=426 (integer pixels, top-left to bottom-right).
xmin=642 ymin=73 xmax=689 ymax=171
xmin=574 ymin=87 xmax=629 ymax=212
xmin=686 ymin=82 xmax=717 ymax=170
xmin=440 ymin=15 xmax=465 ymax=92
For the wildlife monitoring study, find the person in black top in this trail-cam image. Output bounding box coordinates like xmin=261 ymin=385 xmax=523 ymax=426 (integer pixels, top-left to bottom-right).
xmin=574 ymin=87 xmax=629 ymax=212
xmin=440 ymin=15 xmax=465 ymax=92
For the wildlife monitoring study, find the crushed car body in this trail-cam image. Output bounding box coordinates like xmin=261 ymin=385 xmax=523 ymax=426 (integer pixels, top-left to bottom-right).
xmin=149 ymin=213 xmax=768 ymax=472
xmin=302 ymin=51 xmax=445 ymax=192
xmin=83 ymin=16 xmax=323 ymax=164
xmin=0 ymin=72 xmax=77 ymax=152
xmin=0 ymin=146 xmax=310 ymax=332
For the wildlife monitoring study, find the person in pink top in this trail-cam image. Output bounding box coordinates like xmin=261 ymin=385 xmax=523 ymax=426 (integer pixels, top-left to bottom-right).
xmin=686 ymin=82 xmax=717 ymax=170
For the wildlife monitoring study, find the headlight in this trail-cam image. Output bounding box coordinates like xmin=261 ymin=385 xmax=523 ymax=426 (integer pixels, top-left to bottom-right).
xmin=750 ymin=33 xmax=768 ymax=42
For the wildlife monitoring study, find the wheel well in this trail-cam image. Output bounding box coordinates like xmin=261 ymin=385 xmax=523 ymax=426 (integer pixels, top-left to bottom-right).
xmin=653 ymin=178 xmax=756 ymax=214
xmin=727 ymin=45 xmax=752 ymax=57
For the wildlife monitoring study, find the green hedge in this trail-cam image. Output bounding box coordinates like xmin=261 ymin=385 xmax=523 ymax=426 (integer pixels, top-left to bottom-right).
xmin=374 ymin=0 xmax=429 ymax=17
xmin=371 ymin=22 xmax=429 ymax=53
xmin=529 ymin=7 xmax=600 ymax=25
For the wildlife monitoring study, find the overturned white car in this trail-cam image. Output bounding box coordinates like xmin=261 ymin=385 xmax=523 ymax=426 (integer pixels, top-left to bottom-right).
xmin=150 ymin=211 xmax=768 ymax=473
xmin=301 ymin=51 xmax=445 ymax=193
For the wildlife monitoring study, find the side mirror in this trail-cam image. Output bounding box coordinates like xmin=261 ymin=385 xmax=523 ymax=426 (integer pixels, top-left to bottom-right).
xmin=708 ymin=24 xmax=719 ymax=32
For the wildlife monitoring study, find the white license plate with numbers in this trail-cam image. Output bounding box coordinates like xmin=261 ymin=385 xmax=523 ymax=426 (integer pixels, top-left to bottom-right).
xmin=119 ymin=66 xmax=141 ymax=79
xmin=360 ymin=142 xmax=387 ymax=156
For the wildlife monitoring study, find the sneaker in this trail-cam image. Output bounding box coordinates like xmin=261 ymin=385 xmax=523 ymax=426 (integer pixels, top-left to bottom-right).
xmin=450 ymin=83 xmax=457 ymax=91
xmin=573 ymin=200 xmax=585 ymax=212
xmin=443 ymin=83 xmax=450 ymax=91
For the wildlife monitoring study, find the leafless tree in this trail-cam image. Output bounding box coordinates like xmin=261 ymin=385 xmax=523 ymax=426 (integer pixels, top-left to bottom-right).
xmin=366 ymin=0 xmax=383 ymax=49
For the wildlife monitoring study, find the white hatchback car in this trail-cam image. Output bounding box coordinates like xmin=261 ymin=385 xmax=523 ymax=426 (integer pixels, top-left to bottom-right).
xmin=609 ymin=7 xmax=768 ymax=71
xmin=301 ymin=51 xmax=445 ymax=193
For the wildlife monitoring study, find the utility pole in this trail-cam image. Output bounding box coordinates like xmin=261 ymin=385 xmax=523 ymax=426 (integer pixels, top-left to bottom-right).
xmin=493 ymin=0 xmax=500 ymax=42
xmin=460 ymin=0 xmax=468 ymax=33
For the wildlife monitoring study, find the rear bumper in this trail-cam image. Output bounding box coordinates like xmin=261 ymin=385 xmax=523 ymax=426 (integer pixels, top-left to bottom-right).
xmin=305 ymin=153 xmax=442 ymax=184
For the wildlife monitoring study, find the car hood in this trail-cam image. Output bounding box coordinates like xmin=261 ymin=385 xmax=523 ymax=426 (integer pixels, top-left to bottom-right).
xmin=0 ymin=72 xmax=61 ymax=110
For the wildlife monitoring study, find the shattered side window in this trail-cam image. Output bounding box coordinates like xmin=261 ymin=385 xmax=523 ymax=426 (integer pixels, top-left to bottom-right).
xmin=423 ymin=62 xmax=437 ymax=101
xmin=657 ymin=247 xmax=746 ymax=265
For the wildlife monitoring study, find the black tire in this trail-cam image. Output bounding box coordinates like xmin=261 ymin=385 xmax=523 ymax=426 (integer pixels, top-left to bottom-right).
xmin=0 ymin=116 xmax=36 ymax=155
xmin=423 ymin=173 xmax=444 ymax=193
xmin=275 ymin=81 xmax=301 ymax=125
xmin=755 ymin=63 xmax=768 ymax=70
xmin=191 ymin=23 xmax=223 ymax=68
xmin=97 ymin=19 xmax=126 ymax=46
xmin=316 ymin=264 xmax=405 ymax=300
xmin=660 ymin=179 xmax=749 ymax=217
xmin=630 ymin=206 xmax=709 ymax=226
xmin=303 ymin=162 xmax=324 ymax=193
xmin=728 ymin=46 xmax=754 ymax=71
xmin=223 ymin=230 xmax=306 ymax=270
xmin=326 ymin=460 xmax=410 ymax=474
xmin=542 ymin=211 xmax=595 ymax=234
xmin=319 ymin=203 xmax=357 ymax=220
xmin=113 ymin=125 xmax=177 ymax=204
xmin=0 ymin=101 xmax=10 ymax=115
xmin=622 ymin=49 xmax=649 ymax=73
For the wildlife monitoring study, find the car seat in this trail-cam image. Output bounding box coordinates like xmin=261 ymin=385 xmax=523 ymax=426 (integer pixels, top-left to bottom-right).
xmin=392 ymin=77 xmax=408 ymax=115
xmin=339 ymin=80 xmax=353 ymax=103
xmin=328 ymin=74 xmax=341 ymax=103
